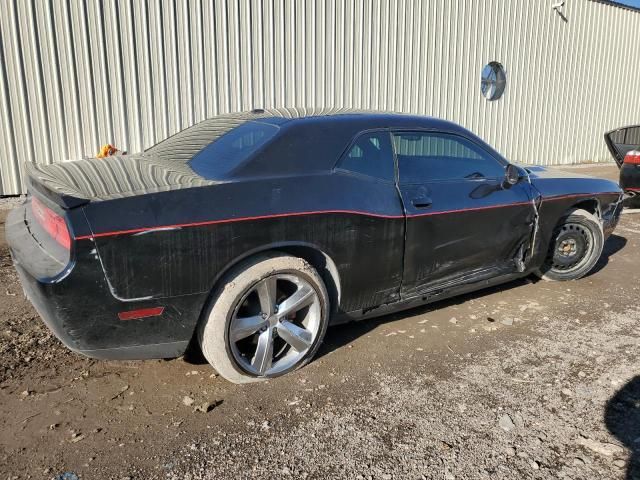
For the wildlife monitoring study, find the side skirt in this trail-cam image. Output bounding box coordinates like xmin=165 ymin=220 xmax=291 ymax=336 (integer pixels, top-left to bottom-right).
xmin=332 ymin=270 xmax=531 ymax=325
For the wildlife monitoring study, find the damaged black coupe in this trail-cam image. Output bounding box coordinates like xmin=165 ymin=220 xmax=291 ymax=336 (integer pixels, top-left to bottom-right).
xmin=7 ymin=108 xmax=623 ymax=383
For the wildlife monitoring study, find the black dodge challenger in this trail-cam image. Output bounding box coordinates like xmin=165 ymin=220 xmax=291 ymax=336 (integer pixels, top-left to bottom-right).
xmin=7 ymin=108 xmax=623 ymax=383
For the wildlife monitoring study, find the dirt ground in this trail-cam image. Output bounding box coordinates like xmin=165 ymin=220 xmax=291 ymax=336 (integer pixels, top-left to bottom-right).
xmin=1 ymin=164 xmax=639 ymax=480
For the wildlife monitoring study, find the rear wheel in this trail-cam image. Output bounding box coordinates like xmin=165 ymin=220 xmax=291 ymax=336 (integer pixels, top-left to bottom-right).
xmin=198 ymin=253 xmax=329 ymax=384
xmin=535 ymin=209 xmax=604 ymax=281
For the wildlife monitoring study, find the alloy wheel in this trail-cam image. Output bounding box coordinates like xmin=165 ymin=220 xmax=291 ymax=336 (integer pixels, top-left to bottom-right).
xmin=228 ymin=274 xmax=321 ymax=377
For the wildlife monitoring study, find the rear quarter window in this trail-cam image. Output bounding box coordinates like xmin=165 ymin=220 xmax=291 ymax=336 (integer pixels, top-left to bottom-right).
xmin=189 ymin=121 xmax=280 ymax=178
xmin=337 ymin=131 xmax=395 ymax=181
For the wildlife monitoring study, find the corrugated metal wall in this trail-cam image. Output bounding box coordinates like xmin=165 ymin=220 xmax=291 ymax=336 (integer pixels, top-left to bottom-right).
xmin=1 ymin=0 xmax=639 ymax=195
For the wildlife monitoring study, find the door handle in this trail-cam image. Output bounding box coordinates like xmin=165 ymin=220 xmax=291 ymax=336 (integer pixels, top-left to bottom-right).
xmin=411 ymin=196 xmax=433 ymax=209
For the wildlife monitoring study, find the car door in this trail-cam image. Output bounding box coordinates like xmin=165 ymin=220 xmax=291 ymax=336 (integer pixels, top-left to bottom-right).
xmin=392 ymin=130 xmax=537 ymax=298
xmin=332 ymin=129 xmax=406 ymax=311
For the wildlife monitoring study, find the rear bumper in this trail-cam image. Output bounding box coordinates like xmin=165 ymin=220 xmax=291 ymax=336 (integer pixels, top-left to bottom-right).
xmin=620 ymin=164 xmax=640 ymax=194
xmin=11 ymin=261 xmax=190 ymax=359
xmin=12 ymin=260 xmax=82 ymax=353
xmin=6 ymin=205 xmax=205 ymax=360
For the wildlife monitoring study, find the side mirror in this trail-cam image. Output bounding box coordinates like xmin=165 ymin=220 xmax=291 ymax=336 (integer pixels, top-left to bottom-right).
xmin=503 ymin=164 xmax=520 ymax=188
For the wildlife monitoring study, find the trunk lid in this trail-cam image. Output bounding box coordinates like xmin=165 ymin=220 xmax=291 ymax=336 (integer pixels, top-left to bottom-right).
xmin=25 ymin=154 xmax=215 ymax=206
xmin=604 ymin=125 xmax=640 ymax=168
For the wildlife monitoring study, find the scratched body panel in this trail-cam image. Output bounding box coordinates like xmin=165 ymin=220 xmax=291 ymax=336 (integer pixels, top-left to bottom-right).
xmin=84 ymin=173 xmax=406 ymax=312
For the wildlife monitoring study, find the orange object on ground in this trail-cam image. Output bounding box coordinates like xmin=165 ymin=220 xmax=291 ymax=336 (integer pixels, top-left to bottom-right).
xmin=96 ymin=144 xmax=119 ymax=158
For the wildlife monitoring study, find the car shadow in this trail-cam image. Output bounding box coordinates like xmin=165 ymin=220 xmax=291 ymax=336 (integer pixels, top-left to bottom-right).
xmin=316 ymin=277 xmax=532 ymax=360
xmin=605 ymin=376 xmax=640 ymax=479
xmin=586 ymin=233 xmax=627 ymax=277
xmin=183 ymin=346 xmax=208 ymax=365
xmin=183 ymin=277 xmax=533 ymax=366
xmin=319 ymin=233 xmax=628 ymax=359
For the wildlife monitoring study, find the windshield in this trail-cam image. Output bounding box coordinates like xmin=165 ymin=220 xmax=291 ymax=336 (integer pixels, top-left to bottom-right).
xmin=189 ymin=120 xmax=280 ymax=178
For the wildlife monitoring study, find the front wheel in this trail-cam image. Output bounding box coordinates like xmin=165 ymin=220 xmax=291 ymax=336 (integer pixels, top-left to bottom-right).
xmin=198 ymin=253 xmax=329 ymax=384
xmin=535 ymin=209 xmax=604 ymax=281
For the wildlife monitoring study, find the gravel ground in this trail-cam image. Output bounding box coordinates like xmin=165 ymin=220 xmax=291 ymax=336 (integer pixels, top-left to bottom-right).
xmin=0 ymin=196 xmax=24 ymax=211
xmin=1 ymin=165 xmax=639 ymax=479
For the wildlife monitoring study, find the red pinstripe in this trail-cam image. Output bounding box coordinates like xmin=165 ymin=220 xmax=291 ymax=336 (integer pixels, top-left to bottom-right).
xmin=75 ymin=191 xmax=621 ymax=241
xmin=75 ymin=210 xmax=403 ymax=240
xmin=409 ymin=200 xmax=533 ymax=218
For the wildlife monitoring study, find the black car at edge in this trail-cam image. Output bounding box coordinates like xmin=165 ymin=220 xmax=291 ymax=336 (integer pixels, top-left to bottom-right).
xmin=6 ymin=108 xmax=623 ymax=383
xmin=605 ymin=124 xmax=640 ymax=206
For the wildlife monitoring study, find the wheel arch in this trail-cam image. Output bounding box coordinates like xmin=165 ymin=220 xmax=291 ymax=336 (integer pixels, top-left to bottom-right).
xmin=274 ymin=244 xmax=342 ymax=314
xmin=567 ymin=198 xmax=601 ymax=220
xmin=541 ymin=200 xmax=603 ymax=261
xmin=184 ymin=241 xmax=342 ymax=359
xmin=534 ymin=203 xmax=605 ymax=281
xmin=203 ymin=241 xmax=341 ymax=320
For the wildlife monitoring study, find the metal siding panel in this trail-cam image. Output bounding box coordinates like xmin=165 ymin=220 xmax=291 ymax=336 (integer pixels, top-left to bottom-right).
xmin=4 ymin=0 xmax=33 ymax=191
xmin=273 ymin=0 xmax=285 ymax=106
xmin=343 ymin=0 xmax=353 ymax=107
xmin=0 ymin=8 xmax=19 ymax=194
xmin=2 ymin=0 xmax=640 ymax=194
xmin=192 ymin=0 xmax=207 ymax=124
xmin=250 ymin=0 xmax=265 ymax=109
xmin=315 ymin=0 xmax=325 ymax=107
xmin=135 ymin=0 xmax=157 ymax=146
xmin=202 ymin=0 xmax=217 ymax=117
xmin=294 ymin=0 xmax=305 ymax=107
xmin=238 ymin=0 xmax=252 ymax=110
xmin=178 ymin=0 xmax=193 ymax=126
xmin=284 ymin=0 xmax=294 ymax=106
xmin=156 ymin=0 xmax=169 ymax=131
xmin=121 ymin=0 xmax=143 ymax=153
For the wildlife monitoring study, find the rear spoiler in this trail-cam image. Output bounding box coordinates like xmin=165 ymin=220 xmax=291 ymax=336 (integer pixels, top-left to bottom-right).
xmin=25 ymin=168 xmax=89 ymax=209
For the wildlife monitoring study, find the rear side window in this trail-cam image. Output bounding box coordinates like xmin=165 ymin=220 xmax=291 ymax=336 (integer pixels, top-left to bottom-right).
xmin=190 ymin=121 xmax=279 ymax=178
xmin=337 ymin=131 xmax=394 ymax=181
xmin=393 ymin=132 xmax=505 ymax=183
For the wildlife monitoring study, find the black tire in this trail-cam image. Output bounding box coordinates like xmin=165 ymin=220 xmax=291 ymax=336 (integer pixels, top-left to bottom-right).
xmin=535 ymin=209 xmax=604 ymax=281
xmin=197 ymin=252 xmax=329 ymax=384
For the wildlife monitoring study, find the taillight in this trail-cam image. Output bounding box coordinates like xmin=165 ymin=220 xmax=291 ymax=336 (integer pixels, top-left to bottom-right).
xmin=31 ymin=197 xmax=71 ymax=250
xmin=623 ymin=151 xmax=640 ymax=165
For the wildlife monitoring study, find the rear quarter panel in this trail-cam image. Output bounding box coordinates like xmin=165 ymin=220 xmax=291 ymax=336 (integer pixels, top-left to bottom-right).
xmin=81 ymin=173 xmax=405 ymax=316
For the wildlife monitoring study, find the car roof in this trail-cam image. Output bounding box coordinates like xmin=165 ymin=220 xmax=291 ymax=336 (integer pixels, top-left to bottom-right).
xmin=249 ymin=107 xmax=465 ymax=132
xmin=26 ymin=108 xmax=484 ymax=202
xmin=229 ymin=108 xmax=495 ymax=179
xmin=142 ymin=107 xmax=470 ymax=171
